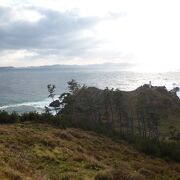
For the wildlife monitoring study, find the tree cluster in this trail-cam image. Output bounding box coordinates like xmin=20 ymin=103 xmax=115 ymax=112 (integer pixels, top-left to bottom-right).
xmin=59 ymin=80 xmax=161 ymax=141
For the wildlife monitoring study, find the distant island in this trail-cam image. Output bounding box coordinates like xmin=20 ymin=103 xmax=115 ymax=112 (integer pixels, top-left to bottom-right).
xmin=0 ymin=63 xmax=134 ymax=71
xmin=0 ymin=66 xmax=14 ymax=70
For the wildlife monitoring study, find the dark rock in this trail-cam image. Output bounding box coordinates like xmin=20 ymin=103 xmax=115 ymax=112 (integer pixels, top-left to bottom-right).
xmin=49 ymin=100 xmax=60 ymax=107
xmin=170 ymin=87 xmax=180 ymax=95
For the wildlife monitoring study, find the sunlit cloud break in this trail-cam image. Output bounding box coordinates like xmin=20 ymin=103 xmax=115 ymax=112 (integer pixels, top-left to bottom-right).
xmin=0 ymin=0 xmax=180 ymax=72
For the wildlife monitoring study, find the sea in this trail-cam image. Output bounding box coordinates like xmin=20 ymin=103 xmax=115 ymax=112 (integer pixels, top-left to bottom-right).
xmin=0 ymin=67 xmax=179 ymax=113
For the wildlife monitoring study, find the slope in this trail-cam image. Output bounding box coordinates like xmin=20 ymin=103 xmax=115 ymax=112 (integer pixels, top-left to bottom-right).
xmin=0 ymin=123 xmax=179 ymax=180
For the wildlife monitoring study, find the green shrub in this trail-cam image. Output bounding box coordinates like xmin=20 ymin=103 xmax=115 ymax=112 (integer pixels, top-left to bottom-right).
xmin=0 ymin=111 xmax=18 ymax=123
xmin=134 ymin=138 xmax=180 ymax=162
xmin=135 ymin=138 xmax=161 ymax=157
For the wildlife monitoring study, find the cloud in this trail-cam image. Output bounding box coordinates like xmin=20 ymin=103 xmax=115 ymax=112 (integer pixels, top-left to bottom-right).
xmin=0 ymin=4 xmax=128 ymax=67
xmin=0 ymin=7 xmax=100 ymax=50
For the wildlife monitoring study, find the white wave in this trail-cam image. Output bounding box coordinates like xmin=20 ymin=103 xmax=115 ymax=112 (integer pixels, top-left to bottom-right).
xmin=0 ymin=94 xmax=61 ymax=110
xmin=0 ymin=98 xmax=55 ymax=113
xmin=0 ymin=99 xmax=48 ymax=109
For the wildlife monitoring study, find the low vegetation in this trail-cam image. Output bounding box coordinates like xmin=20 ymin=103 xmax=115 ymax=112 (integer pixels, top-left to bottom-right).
xmin=0 ymin=123 xmax=180 ymax=179
xmin=0 ymin=110 xmax=180 ymax=163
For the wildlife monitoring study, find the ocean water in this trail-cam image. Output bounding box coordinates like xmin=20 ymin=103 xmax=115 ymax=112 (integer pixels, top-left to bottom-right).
xmin=0 ymin=68 xmax=179 ymax=113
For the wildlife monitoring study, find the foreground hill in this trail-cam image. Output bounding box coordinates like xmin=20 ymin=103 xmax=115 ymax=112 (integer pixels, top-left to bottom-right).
xmin=0 ymin=123 xmax=179 ymax=180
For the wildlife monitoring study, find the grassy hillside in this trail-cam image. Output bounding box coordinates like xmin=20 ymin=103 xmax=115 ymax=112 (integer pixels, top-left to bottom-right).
xmin=0 ymin=123 xmax=180 ymax=180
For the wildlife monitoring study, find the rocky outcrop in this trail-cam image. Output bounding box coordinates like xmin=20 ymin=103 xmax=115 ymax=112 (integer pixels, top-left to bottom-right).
xmin=170 ymin=87 xmax=180 ymax=95
xmin=49 ymin=100 xmax=60 ymax=107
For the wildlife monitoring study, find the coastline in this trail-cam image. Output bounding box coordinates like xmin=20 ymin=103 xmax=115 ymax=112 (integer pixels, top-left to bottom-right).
xmin=0 ymin=85 xmax=179 ymax=114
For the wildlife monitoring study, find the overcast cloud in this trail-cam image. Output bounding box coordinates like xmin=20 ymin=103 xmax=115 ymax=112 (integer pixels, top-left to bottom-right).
xmin=0 ymin=0 xmax=180 ymax=71
xmin=0 ymin=7 xmax=104 ymax=63
xmin=0 ymin=4 xmax=125 ymax=67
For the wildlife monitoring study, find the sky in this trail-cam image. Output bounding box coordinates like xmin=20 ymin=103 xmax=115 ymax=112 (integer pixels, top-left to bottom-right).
xmin=0 ymin=0 xmax=180 ymax=72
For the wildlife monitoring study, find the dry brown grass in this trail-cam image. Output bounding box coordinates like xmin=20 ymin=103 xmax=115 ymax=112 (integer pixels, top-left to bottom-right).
xmin=0 ymin=123 xmax=180 ymax=180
